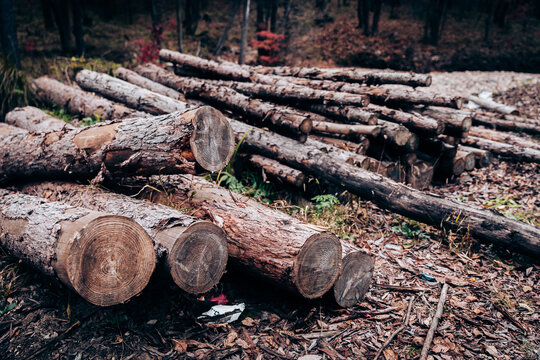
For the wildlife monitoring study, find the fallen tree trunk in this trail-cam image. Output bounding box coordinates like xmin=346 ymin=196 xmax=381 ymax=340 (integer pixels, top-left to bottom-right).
xmin=419 ymin=107 xmax=472 ymax=137
xmin=134 ymin=64 xmax=312 ymax=141
xmin=245 ymin=154 xmax=307 ymax=188
xmin=5 ymin=106 xmax=75 ymax=132
xmin=0 ymin=190 xmax=155 ymax=306
xmin=312 ymin=122 xmax=380 ymax=138
xmin=0 ymin=107 xmax=235 ymax=184
xmin=467 ymin=95 xmax=519 ymax=115
xmin=310 ymin=135 xmax=370 ymax=155
xmin=470 ymin=126 xmax=540 ymax=150
xmin=115 ymin=67 xmax=187 ymax=101
xmin=32 ymin=77 xmax=145 ymax=120
xmin=116 ymin=175 xmax=343 ymax=299
xmin=459 ymin=146 xmax=491 ymax=168
xmin=76 ymin=70 xmax=191 ymax=115
xmin=368 ymin=104 xmax=444 ymax=136
xmin=16 ymin=181 xmax=229 ymax=294
xmin=227 ymin=118 xmax=540 ymax=256
xmin=463 ymin=136 xmax=540 ymax=163
xmin=469 ymin=112 xmax=540 ymax=135
xmin=302 ymin=103 xmax=377 ymax=125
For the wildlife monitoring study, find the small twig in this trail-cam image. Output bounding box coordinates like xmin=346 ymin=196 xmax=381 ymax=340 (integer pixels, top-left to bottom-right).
xmin=419 ymin=282 xmax=449 ymax=360
xmin=377 ymin=283 xmax=431 ymax=292
xmin=493 ymin=302 xmax=528 ymax=335
xmin=374 ymin=295 xmax=415 ymax=360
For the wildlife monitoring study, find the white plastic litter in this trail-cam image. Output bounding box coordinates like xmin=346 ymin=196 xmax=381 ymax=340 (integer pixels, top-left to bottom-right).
xmin=198 ymin=303 xmax=245 ymax=324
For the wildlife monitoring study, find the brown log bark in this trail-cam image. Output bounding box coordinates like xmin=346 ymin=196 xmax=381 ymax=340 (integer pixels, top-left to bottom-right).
xmin=459 ymin=145 xmax=491 ymax=168
xmin=312 ymin=122 xmax=381 ymax=137
xmin=377 ymin=119 xmax=418 ymax=151
xmin=245 ymin=154 xmax=307 ymax=189
xmin=368 ymin=104 xmax=444 ymax=136
xmin=419 ymin=107 xmax=472 ymax=137
xmin=16 ymin=181 xmax=229 ymax=294
xmin=134 ymin=64 xmax=312 ymax=141
xmin=0 ymin=123 xmax=27 ymax=136
xmin=302 ymin=103 xmax=377 ymax=125
xmin=406 ymin=160 xmax=434 ymax=190
xmin=116 ymin=175 xmax=343 ymax=299
xmin=456 ymin=149 xmax=476 ymax=171
xmin=0 ymin=190 xmax=155 ymax=306
xmin=463 ymin=136 xmax=540 ymax=163
xmin=5 ymin=106 xmax=75 ymax=132
xmin=470 ymin=112 xmax=540 ymax=135
xmin=310 ymin=135 xmax=369 ymax=155
xmin=32 ymin=77 xmax=145 ymax=121
xmin=76 ymin=70 xmax=191 ymax=115
xmin=227 ymin=118 xmax=540 ymax=256
xmin=470 ymin=126 xmax=540 ymax=150
xmin=467 ymin=95 xmax=518 ymax=115
xmin=114 ymin=67 xmax=187 ymax=102
xmin=0 ymin=107 xmax=235 ymax=184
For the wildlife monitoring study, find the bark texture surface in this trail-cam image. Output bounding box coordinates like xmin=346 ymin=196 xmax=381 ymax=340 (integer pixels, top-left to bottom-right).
xmin=5 ymin=106 xmax=75 ymax=132
xmin=115 ymin=67 xmax=187 ymax=101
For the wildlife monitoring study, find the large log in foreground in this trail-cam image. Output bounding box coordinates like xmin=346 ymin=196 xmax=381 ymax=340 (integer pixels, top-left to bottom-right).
xmin=32 ymin=76 xmax=145 ymax=120
xmin=0 ymin=190 xmax=156 ymax=306
xmin=116 ymin=175 xmax=343 ymax=299
xmin=5 ymin=106 xmax=75 ymax=132
xmin=16 ymin=182 xmax=228 ymax=294
xmin=0 ymin=107 xmax=235 ymax=184
xmin=228 ymin=119 xmax=540 ymax=257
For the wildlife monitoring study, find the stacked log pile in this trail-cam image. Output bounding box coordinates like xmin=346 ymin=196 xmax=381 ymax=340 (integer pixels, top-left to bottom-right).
xmin=1 ymin=52 xmax=539 ymax=309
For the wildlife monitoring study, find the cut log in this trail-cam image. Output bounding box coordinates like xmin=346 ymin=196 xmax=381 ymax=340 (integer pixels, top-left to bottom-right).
xmin=245 ymin=154 xmax=306 ymax=188
xmin=470 ymin=126 xmax=540 ymax=151
xmin=459 ymin=146 xmax=491 ymax=168
xmin=456 ymin=149 xmax=476 ymax=171
xmin=0 ymin=107 xmax=235 ymax=184
xmin=311 ymin=122 xmax=381 ymax=138
xmin=76 ymin=70 xmax=191 ymax=115
xmin=116 ymin=175 xmax=343 ymax=299
xmin=333 ymin=242 xmax=374 ymax=308
xmin=250 ymin=64 xmax=432 ymax=87
xmin=0 ymin=123 xmax=26 ymax=136
xmin=5 ymin=106 xmax=75 ymax=132
xmin=227 ymin=118 xmax=540 ymax=256
xmin=310 ymin=135 xmax=369 ymax=155
xmin=0 ymin=190 xmax=155 ymax=306
xmin=114 ymin=67 xmax=187 ymax=101
xmin=419 ymin=107 xmax=472 ymax=137
xmin=367 ymin=104 xmax=444 ymax=136
xmin=378 ymin=119 xmax=418 ymax=151
xmin=469 ymin=112 xmax=540 ymax=135
xmin=16 ymin=181 xmax=228 ymax=294
xmin=406 ymin=160 xmax=434 ymax=190
xmin=418 ymin=137 xmax=457 ymax=159
xmin=302 ymin=103 xmax=377 ymax=125
xmin=134 ymin=64 xmax=312 ymax=141
xmin=463 ymin=136 xmax=540 ymax=163
xmin=32 ymin=76 xmax=145 ymax=120
xmin=436 ymin=157 xmax=465 ymax=179
xmin=467 ymin=95 xmax=519 ymax=115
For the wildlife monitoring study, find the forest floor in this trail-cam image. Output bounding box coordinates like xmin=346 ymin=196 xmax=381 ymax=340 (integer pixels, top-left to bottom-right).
xmin=0 ymin=1 xmax=539 ymax=359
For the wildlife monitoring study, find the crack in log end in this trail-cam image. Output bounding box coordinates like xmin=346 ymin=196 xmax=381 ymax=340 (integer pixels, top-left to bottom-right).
xmin=333 ymin=252 xmax=374 ymax=308
xmin=292 ymin=233 xmax=342 ymax=299
xmin=73 ymin=124 xmax=118 ymax=153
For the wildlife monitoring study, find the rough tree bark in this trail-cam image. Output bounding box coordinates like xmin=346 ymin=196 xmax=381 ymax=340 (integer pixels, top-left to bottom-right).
xmin=367 ymin=104 xmax=444 ymax=136
xmin=469 ymin=126 xmax=540 ymax=151
xmin=245 ymin=154 xmax=306 ymax=188
xmin=227 ymin=118 xmax=540 ymax=256
xmin=114 ymin=67 xmax=186 ymax=101
xmin=310 ymin=135 xmax=370 ymax=155
xmin=463 ymin=136 xmax=540 ymax=163
xmin=17 ymin=182 xmax=228 ymax=294
xmin=469 ymin=112 xmax=540 ymax=135
xmin=75 ymin=70 xmax=191 ymax=115
xmin=32 ymin=76 xmax=146 ymax=120
xmin=303 ymin=103 xmax=377 ymax=125
xmin=419 ymin=107 xmax=472 ymax=137
xmin=116 ymin=175 xmax=343 ymax=299
xmin=5 ymin=106 xmax=75 ymax=132
xmin=0 ymin=107 xmax=235 ymax=183
xmin=0 ymin=190 xmax=155 ymax=306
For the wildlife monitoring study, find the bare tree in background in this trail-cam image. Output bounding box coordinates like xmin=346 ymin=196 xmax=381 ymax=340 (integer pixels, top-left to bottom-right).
xmin=50 ymin=0 xmax=72 ymax=53
xmin=72 ymin=0 xmax=85 ymax=56
xmin=357 ymin=0 xmax=381 ymax=36
xmin=214 ymin=0 xmax=241 ymax=56
xmin=150 ymin=0 xmax=161 ymax=47
xmin=423 ymin=0 xmax=448 ymax=45
xmin=239 ymin=0 xmax=251 ymax=64
xmin=177 ymin=0 xmax=183 ymax=52
xmin=0 ymin=0 xmax=20 ymax=68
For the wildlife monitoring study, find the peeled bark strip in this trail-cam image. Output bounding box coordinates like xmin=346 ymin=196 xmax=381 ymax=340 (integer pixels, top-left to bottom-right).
xmin=246 ymin=154 xmax=306 ymax=188
xmin=32 ymin=76 xmax=144 ymax=120
xmin=459 ymin=146 xmax=491 ymax=168
xmin=251 ymin=64 xmax=432 ymax=87
xmin=420 ymin=107 xmax=472 ymax=137
xmin=456 ymin=149 xmax=476 ymax=171
xmin=119 ymin=175 xmax=343 ymax=299
xmin=76 ymin=70 xmax=192 ymax=115
xmin=463 ymin=136 xmax=540 ymax=163
xmin=310 ymin=135 xmax=370 ymax=155
xmin=467 ymin=95 xmax=519 ymax=115
xmin=333 ymin=242 xmax=374 ymax=308
xmin=134 ymin=64 xmax=312 ymax=141
xmin=17 ymin=182 xmax=228 ymax=294
xmin=115 ymin=67 xmax=187 ymax=101
xmin=470 ymin=126 xmax=540 ymax=151
xmin=312 ymin=122 xmax=381 ymax=137
xmin=228 ymin=118 xmax=540 ymax=256
xmin=367 ymin=104 xmax=444 ymax=136
xmin=0 ymin=107 xmax=235 ymax=184
xmin=0 ymin=190 xmax=155 ymax=306
xmin=5 ymin=106 xmax=75 ymax=132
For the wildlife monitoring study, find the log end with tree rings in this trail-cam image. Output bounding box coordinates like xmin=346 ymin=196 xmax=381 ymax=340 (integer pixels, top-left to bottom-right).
xmin=333 ymin=252 xmax=374 ymax=308
xmin=167 ymin=221 xmax=228 ymax=294
xmin=60 ymin=215 xmax=155 ymax=306
xmin=292 ymin=232 xmax=342 ymax=299
xmin=461 ymin=115 xmax=472 ymax=133
xmin=299 ymin=117 xmax=314 ymax=135
xmin=452 ymin=97 xmax=464 ymax=109
xmin=424 ymin=75 xmax=433 ymax=87
xmin=189 ymin=106 xmax=236 ymax=172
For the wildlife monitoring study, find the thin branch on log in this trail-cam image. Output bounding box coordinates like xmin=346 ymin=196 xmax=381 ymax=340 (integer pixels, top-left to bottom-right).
xmin=419 ymin=283 xmax=449 ymax=360
xmin=374 ymin=295 xmax=415 ymax=360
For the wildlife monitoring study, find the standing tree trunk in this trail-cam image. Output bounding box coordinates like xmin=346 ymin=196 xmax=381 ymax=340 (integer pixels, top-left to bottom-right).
xmin=0 ymin=190 xmax=156 ymax=306
xmin=371 ymin=0 xmax=382 ymax=35
xmin=269 ymin=0 xmax=277 ymax=32
xmin=17 ymin=182 xmax=229 ymax=295
xmin=41 ymin=0 xmax=55 ymax=29
xmin=71 ymin=0 xmax=85 ymax=56
xmin=0 ymin=0 xmax=20 ymax=68
xmin=150 ymin=0 xmax=161 ymax=47
xmin=184 ymin=0 xmax=200 ymax=35
xmin=214 ymin=0 xmax=240 ymax=56
xmin=50 ymin=0 xmax=72 ymax=53
xmin=239 ymin=0 xmax=251 ymax=64
xmin=176 ymin=0 xmax=183 ymax=52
